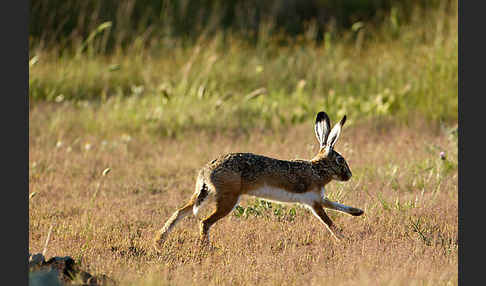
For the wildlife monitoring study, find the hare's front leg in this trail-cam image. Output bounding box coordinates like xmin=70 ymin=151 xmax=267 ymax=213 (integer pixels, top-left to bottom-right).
xmin=321 ymin=198 xmax=364 ymax=216
xmin=309 ymin=203 xmax=345 ymax=241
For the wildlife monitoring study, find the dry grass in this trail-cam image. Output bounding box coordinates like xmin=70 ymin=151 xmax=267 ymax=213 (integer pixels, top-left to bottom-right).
xmin=29 ymin=109 xmax=457 ymax=285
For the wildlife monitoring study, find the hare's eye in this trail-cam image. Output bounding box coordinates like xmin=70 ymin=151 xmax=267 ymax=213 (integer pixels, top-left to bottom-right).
xmin=336 ymin=157 xmax=344 ymax=164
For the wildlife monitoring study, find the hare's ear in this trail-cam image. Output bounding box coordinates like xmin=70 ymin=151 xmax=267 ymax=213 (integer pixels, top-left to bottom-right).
xmin=315 ymin=111 xmax=331 ymax=149
xmin=326 ymin=115 xmax=346 ymax=149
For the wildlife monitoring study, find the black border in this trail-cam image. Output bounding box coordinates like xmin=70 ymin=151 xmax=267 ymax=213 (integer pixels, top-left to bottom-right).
xmin=459 ymin=1 xmax=480 ymax=285
xmin=20 ymin=1 xmax=463 ymax=285
xmin=2 ymin=0 xmax=29 ymax=285
xmin=457 ymin=0 xmax=462 ymax=282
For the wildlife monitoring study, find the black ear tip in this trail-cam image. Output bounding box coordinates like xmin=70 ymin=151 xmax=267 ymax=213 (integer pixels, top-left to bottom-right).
xmin=316 ymin=111 xmax=328 ymax=122
xmin=341 ymin=115 xmax=347 ymax=124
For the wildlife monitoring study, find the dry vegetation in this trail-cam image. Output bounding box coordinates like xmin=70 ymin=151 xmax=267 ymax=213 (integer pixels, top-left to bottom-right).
xmin=29 ymin=110 xmax=457 ymax=285
xmin=29 ymin=2 xmax=457 ymax=284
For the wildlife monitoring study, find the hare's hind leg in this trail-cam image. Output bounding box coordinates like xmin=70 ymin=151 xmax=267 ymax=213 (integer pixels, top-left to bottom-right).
xmin=321 ymin=198 xmax=364 ymax=216
xmin=153 ymin=198 xmax=196 ymax=252
xmin=308 ymin=202 xmax=345 ymax=241
xmin=154 ymin=178 xmax=212 ymax=251
xmin=199 ymin=193 xmax=240 ymax=244
xmin=199 ymin=171 xmax=241 ymax=244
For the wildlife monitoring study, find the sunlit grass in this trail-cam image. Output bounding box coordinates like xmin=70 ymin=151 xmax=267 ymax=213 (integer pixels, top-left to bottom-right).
xmin=29 ymin=2 xmax=457 ymax=139
xmin=29 ymin=2 xmax=457 ymax=285
xmin=29 ymin=118 xmax=458 ymax=285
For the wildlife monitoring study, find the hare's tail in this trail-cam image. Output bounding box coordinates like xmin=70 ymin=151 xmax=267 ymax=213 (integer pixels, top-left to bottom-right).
xmin=193 ymin=182 xmax=210 ymax=216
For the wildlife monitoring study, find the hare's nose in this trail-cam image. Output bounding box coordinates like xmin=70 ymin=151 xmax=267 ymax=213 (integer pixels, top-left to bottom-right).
xmin=344 ymin=171 xmax=352 ymax=181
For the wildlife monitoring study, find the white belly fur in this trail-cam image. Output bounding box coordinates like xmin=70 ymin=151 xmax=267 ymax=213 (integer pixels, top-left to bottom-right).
xmin=247 ymin=184 xmax=320 ymax=206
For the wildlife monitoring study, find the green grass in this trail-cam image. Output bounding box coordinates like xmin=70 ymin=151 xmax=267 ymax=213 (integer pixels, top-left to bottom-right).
xmin=29 ymin=2 xmax=458 ymax=284
xmin=29 ymin=2 xmax=457 ymax=139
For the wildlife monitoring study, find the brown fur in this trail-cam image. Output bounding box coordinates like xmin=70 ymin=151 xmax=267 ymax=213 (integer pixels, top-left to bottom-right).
xmin=154 ymin=111 xmax=363 ymax=251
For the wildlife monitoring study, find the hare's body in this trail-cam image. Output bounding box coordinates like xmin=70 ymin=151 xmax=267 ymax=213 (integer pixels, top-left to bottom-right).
xmin=154 ymin=111 xmax=364 ymax=251
xmin=203 ymin=153 xmax=327 ymax=197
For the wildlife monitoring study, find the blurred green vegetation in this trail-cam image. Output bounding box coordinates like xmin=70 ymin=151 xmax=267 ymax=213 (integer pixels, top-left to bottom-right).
xmin=29 ymin=0 xmax=457 ymax=138
xmin=30 ymin=0 xmax=453 ymax=51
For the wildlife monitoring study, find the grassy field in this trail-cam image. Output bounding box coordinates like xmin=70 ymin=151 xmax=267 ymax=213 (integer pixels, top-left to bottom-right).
xmin=29 ymin=1 xmax=457 ymax=137
xmin=29 ymin=2 xmax=457 ymax=285
xmin=29 ymin=118 xmax=457 ymax=285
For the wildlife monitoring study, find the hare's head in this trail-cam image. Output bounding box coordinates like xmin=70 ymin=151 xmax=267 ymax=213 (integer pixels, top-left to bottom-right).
xmin=311 ymin=111 xmax=352 ymax=181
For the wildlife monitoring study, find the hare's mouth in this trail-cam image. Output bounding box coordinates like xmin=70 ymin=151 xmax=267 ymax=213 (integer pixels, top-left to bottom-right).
xmin=340 ymin=172 xmax=352 ymax=181
xmin=332 ymin=173 xmax=351 ymax=181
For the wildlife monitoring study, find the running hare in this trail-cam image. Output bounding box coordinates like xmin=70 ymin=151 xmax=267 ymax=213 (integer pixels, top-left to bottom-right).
xmin=154 ymin=111 xmax=363 ymax=251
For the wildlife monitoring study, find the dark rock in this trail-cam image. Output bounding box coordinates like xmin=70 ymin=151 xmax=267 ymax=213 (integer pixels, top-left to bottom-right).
xmin=44 ymin=256 xmax=77 ymax=282
xmin=29 ymin=253 xmax=46 ymax=268
xmin=29 ymin=254 xmax=116 ymax=285
xmin=77 ymin=270 xmax=93 ymax=283
xmin=29 ymin=269 xmax=63 ymax=286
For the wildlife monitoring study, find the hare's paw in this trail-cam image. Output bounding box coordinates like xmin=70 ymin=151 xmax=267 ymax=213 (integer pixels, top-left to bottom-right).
xmin=349 ymin=207 xmax=364 ymax=216
xmin=153 ymin=231 xmax=167 ymax=253
xmin=153 ymin=240 xmax=164 ymax=253
xmin=329 ymin=225 xmax=346 ymax=241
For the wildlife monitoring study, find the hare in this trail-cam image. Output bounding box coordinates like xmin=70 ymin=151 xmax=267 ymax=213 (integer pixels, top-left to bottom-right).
xmin=154 ymin=111 xmax=363 ymax=251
